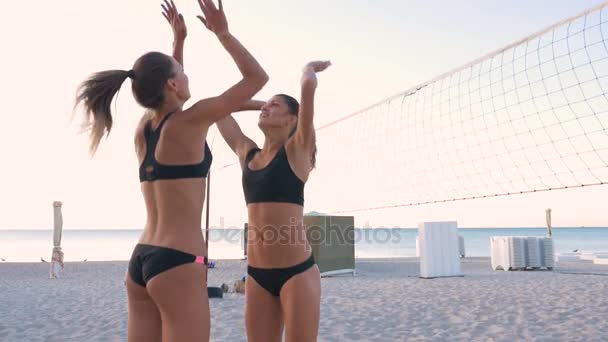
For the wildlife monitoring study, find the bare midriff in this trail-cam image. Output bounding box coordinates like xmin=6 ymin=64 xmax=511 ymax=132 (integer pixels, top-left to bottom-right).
xmin=246 ymin=202 xmax=312 ymax=268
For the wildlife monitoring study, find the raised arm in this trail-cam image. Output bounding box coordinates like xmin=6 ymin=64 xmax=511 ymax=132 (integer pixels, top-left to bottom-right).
xmin=216 ymin=100 xmax=265 ymax=161
xmin=161 ymin=0 xmax=187 ymax=67
xmin=236 ymin=99 xmax=266 ymax=112
xmin=188 ymin=0 xmax=268 ymax=124
xmin=294 ymin=61 xmax=331 ymax=148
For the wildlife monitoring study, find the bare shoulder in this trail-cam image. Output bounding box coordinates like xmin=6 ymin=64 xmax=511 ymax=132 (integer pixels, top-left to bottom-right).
xmin=133 ymin=112 xmax=153 ymax=159
xmin=134 ymin=112 xmax=152 ymax=140
xmin=285 ymin=138 xmax=313 ymax=181
xmin=178 ymin=98 xmax=218 ymax=127
xmin=286 ymin=131 xmax=316 ymax=155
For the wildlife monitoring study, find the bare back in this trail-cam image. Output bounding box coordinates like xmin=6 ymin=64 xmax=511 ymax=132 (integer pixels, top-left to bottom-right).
xmin=134 ymin=111 xmax=211 ymax=256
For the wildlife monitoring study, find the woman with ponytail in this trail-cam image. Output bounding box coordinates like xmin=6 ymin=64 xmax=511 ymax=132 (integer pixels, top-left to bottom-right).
xmin=74 ymin=1 xmax=268 ymax=341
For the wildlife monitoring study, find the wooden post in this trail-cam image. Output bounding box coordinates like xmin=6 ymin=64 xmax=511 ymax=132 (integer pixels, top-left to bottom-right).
xmin=243 ymin=223 xmax=248 ymax=259
xmin=205 ymin=171 xmax=211 ymax=251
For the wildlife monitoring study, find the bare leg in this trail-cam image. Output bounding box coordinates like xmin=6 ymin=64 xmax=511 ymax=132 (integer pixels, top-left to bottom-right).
xmin=245 ymin=275 xmax=284 ymax=342
xmin=281 ymin=265 xmax=321 ymax=342
xmin=146 ymin=263 xmax=210 ymax=342
xmin=126 ymin=274 xmax=162 ymax=342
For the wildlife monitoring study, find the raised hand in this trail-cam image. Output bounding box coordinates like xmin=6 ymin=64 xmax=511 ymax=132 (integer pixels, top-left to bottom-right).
xmin=196 ymin=0 xmax=229 ymax=37
xmin=302 ymin=60 xmax=331 ymax=88
xmin=304 ymin=61 xmax=332 ymax=74
xmin=162 ymin=0 xmax=187 ymax=41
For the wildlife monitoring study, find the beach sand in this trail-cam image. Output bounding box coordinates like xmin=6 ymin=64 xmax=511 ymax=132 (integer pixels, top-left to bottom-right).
xmin=1 ymin=258 xmax=607 ymax=341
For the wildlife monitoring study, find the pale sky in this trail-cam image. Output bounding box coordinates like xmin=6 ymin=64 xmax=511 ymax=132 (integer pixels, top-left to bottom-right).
xmin=2 ymin=0 xmax=608 ymax=229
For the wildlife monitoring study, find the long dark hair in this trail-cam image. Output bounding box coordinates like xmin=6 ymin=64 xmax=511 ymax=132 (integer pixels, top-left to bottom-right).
xmin=75 ymin=52 xmax=176 ymax=155
xmin=276 ymin=94 xmax=317 ymax=169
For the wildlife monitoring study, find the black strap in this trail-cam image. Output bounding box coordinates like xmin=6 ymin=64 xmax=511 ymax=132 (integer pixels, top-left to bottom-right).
xmin=151 ymin=112 xmax=175 ymax=133
xmin=245 ymin=147 xmax=260 ymax=163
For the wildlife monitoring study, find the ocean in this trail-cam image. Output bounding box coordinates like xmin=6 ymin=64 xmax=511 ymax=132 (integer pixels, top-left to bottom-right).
xmin=1 ymin=228 xmax=607 ymax=262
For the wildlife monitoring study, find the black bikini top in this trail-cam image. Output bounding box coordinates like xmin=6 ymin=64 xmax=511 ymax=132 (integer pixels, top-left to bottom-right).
xmin=139 ymin=112 xmax=213 ymax=182
xmin=242 ymin=146 xmax=304 ymax=205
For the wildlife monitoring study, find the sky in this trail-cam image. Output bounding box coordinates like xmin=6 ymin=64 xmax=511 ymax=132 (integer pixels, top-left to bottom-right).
xmin=1 ymin=0 xmax=608 ymax=229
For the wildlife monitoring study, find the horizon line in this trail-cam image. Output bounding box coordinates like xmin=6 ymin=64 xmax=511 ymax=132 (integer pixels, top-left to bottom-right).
xmin=1 ymin=226 xmax=606 ymax=231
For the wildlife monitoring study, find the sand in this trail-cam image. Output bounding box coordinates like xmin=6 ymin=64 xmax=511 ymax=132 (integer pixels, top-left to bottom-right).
xmin=1 ymin=258 xmax=607 ymax=341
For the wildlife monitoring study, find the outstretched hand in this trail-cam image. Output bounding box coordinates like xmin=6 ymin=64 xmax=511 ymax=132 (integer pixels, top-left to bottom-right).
xmin=302 ymin=60 xmax=331 ymax=88
xmin=196 ymin=0 xmax=229 ymax=37
xmin=162 ymin=0 xmax=187 ymax=41
xmin=304 ymin=61 xmax=332 ymax=73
